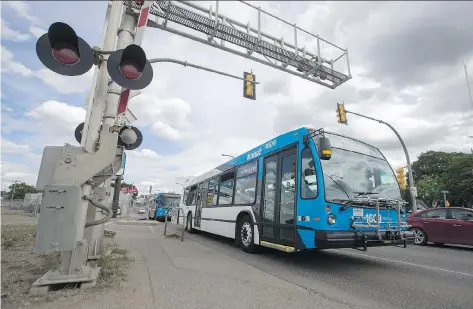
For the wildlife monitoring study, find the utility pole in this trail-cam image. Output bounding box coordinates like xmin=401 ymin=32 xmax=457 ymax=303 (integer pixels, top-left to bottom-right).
xmin=111 ymin=175 xmax=122 ymax=218
xmin=339 ymin=107 xmax=418 ymax=212
xmin=10 ymin=180 xmax=19 ymax=208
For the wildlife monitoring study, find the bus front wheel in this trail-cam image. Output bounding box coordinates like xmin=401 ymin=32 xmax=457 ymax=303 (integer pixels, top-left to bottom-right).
xmin=238 ymin=216 xmax=255 ymax=253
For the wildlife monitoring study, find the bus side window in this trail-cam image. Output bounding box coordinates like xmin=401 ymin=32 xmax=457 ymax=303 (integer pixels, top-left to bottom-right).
xmin=183 ymin=188 xmax=190 ymax=205
xmin=188 ymin=185 xmax=197 ymax=205
xmin=207 ymin=177 xmax=218 ymax=206
xmin=301 ymin=147 xmax=318 ymax=199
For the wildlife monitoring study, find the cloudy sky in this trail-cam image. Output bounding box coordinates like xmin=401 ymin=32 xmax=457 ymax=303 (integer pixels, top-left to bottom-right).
xmin=1 ymin=1 xmax=473 ymax=195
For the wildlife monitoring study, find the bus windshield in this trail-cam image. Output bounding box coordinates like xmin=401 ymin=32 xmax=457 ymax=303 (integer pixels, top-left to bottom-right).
xmin=313 ymin=133 xmax=401 ymax=202
xmin=159 ymin=196 xmax=181 ymax=208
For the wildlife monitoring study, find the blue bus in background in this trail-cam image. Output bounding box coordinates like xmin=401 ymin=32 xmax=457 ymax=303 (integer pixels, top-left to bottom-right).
xmin=152 ymin=192 xmax=182 ymax=222
xmin=179 ymin=127 xmax=415 ymax=253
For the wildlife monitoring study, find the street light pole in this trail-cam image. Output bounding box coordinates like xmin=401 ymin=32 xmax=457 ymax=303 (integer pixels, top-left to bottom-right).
xmin=345 ymin=110 xmax=418 ymax=212
xmin=441 ymin=190 xmax=449 ymax=207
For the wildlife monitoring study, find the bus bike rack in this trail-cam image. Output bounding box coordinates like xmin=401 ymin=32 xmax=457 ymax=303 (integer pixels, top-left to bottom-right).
xmin=350 ymin=198 xmax=411 ymax=251
xmin=164 ymin=206 xmax=185 ymax=241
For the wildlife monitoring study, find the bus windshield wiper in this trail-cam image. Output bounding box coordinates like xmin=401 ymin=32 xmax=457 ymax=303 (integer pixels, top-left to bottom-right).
xmin=324 ymin=173 xmax=351 ymax=200
xmin=352 ymin=191 xmax=377 ymax=196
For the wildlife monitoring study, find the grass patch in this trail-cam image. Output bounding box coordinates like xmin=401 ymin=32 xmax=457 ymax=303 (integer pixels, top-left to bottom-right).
xmin=96 ymin=244 xmax=134 ymax=288
xmin=1 ymin=225 xmax=37 ymax=248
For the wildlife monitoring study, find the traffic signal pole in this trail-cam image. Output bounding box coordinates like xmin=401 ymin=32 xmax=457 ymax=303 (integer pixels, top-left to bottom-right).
xmin=345 ymin=109 xmax=418 ymax=212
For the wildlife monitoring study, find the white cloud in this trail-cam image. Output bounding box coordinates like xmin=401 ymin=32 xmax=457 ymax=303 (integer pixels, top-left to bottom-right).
xmin=1 ymin=140 xmax=31 ymax=154
xmin=2 ymin=1 xmax=44 ymax=26
xmin=29 ymin=25 xmax=46 ymax=39
xmin=1 ymin=18 xmax=32 ymax=41
xmin=35 ymin=68 xmax=94 ymax=94
xmin=151 ymin=122 xmax=181 ymax=140
xmin=1 ymin=45 xmax=33 ymax=76
xmin=0 ymin=161 xmax=39 ymax=190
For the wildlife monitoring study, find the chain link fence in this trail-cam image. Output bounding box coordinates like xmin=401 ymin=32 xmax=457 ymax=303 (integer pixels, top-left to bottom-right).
xmin=1 ymin=194 xmax=42 ymax=217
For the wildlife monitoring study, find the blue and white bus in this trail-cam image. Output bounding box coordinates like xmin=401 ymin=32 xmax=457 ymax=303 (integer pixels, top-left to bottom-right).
xmin=179 ymin=127 xmax=414 ymax=253
xmin=151 ymin=192 xmax=181 ymax=221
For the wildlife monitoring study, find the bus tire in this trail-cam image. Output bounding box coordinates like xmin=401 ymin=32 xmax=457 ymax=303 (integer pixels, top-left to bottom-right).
xmin=186 ymin=212 xmax=195 ymax=234
xmin=238 ymin=215 xmax=255 ymax=253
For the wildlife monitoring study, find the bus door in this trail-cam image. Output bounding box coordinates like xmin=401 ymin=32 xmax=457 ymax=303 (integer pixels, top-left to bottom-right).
xmin=260 ymin=145 xmax=297 ymax=246
xmin=194 ymin=182 xmax=205 ymax=228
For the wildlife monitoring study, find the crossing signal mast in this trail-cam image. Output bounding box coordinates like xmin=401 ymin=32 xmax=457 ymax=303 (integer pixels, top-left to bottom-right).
xmin=127 ymin=0 xmax=351 ymax=90
xmin=30 ymin=1 xmax=154 ymax=294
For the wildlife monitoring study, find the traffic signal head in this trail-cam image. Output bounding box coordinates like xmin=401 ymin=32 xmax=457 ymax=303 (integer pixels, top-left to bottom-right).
xmin=118 ymin=126 xmax=143 ymax=150
xmin=36 ymin=22 xmax=94 ymax=76
xmin=243 ymin=71 xmax=256 ymax=100
xmin=395 ymin=167 xmax=406 ymax=190
xmin=336 ymin=103 xmax=348 ymax=125
xmin=107 ymin=44 xmax=153 ymax=90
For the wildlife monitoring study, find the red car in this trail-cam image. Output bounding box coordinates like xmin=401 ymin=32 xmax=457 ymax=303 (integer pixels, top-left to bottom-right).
xmin=407 ymin=207 xmax=473 ymax=246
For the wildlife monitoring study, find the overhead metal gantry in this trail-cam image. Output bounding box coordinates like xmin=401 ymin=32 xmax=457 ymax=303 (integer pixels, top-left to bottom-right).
xmin=126 ymin=0 xmax=351 ymax=89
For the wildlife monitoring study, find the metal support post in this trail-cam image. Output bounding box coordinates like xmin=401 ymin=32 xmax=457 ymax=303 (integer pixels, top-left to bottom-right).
xmin=346 ymin=110 xmax=418 ymax=212
xmin=83 ymin=0 xmax=123 ymax=260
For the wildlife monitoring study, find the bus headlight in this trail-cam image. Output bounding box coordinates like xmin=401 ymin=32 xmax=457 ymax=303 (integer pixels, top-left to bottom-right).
xmin=327 ymin=213 xmax=336 ymax=225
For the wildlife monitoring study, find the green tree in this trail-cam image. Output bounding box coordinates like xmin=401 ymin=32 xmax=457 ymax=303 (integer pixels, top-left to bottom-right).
xmin=111 ymin=180 xmax=134 ymax=188
xmin=5 ymin=182 xmax=37 ymax=199
xmin=412 ymin=151 xmax=473 ymax=208
xmin=442 ymin=153 xmax=473 ymax=207
xmin=416 ymin=175 xmax=442 ymax=208
xmin=412 ymin=151 xmax=451 ymax=182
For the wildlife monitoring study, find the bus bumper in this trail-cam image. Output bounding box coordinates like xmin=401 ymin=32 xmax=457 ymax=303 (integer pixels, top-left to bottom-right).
xmin=315 ymin=230 xmax=415 ymax=249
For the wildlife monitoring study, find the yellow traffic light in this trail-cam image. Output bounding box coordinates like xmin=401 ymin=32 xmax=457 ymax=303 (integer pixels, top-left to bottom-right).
xmin=243 ymin=71 xmax=256 ymax=100
xmin=336 ymin=103 xmax=348 ymax=125
xmin=396 ymin=167 xmax=406 ymax=190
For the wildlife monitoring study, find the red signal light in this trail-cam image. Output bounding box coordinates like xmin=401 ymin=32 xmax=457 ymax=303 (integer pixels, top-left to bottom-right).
xmin=52 ymin=42 xmax=80 ymax=65
xmin=36 ymin=22 xmax=93 ymax=76
xmin=120 ymin=60 xmax=142 ymax=80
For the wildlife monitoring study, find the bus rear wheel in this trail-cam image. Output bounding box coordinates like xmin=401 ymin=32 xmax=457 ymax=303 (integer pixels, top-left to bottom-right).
xmin=238 ymin=216 xmax=255 ymax=253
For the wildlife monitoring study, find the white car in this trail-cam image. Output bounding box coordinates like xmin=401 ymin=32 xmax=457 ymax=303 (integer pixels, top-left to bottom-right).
xmin=138 ymin=209 xmax=146 ymax=214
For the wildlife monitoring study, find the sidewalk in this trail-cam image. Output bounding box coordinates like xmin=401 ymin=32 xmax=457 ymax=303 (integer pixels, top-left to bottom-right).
xmin=33 ymin=223 xmax=351 ymax=309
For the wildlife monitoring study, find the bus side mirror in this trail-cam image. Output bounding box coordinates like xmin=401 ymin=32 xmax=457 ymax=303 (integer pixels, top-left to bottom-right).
xmin=318 ymin=137 xmax=332 ymax=160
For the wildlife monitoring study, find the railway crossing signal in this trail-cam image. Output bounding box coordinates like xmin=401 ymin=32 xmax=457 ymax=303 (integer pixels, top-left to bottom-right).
xmin=336 ymin=103 xmax=348 ymax=124
xmin=36 ymin=22 xmax=94 ymax=76
xmin=35 ymin=22 xmax=153 ymax=91
xmin=107 ymin=44 xmax=153 ymax=90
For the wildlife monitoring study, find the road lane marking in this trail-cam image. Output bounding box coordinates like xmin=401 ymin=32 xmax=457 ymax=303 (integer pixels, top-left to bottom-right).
xmin=149 ymin=226 xmax=155 ymax=234
xmin=105 ymin=221 xmax=114 ymax=226
xmin=340 ymin=250 xmax=473 ymax=278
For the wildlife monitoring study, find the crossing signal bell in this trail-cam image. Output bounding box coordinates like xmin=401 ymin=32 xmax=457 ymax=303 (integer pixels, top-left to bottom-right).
xmin=36 ymin=22 xmax=94 ymax=76
xmin=107 ymin=44 xmax=153 ymax=90
xmin=396 ymin=168 xmax=407 ymax=190
xmin=243 ymin=71 xmax=256 ymax=100
xmin=336 ymin=103 xmax=348 ymax=125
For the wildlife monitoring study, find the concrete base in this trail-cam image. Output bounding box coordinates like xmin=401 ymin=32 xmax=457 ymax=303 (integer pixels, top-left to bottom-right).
xmin=29 ymin=266 xmax=101 ymax=296
xmin=115 ymin=220 xmax=158 ymax=226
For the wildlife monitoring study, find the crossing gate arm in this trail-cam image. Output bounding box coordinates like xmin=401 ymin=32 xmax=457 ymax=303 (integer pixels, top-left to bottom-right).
xmin=127 ymin=0 xmax=351 ymax=89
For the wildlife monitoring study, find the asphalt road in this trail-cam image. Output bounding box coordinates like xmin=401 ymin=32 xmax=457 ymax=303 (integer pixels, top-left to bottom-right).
xmin=183 ymin=229 xmax=473 ymax=309
xmin=109 ymin=221 xmax=473 ymax=309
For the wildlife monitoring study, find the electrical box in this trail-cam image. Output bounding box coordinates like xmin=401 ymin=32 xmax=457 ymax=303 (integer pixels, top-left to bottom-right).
xmin=35 ymin=185 xmax=83 ymax=253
